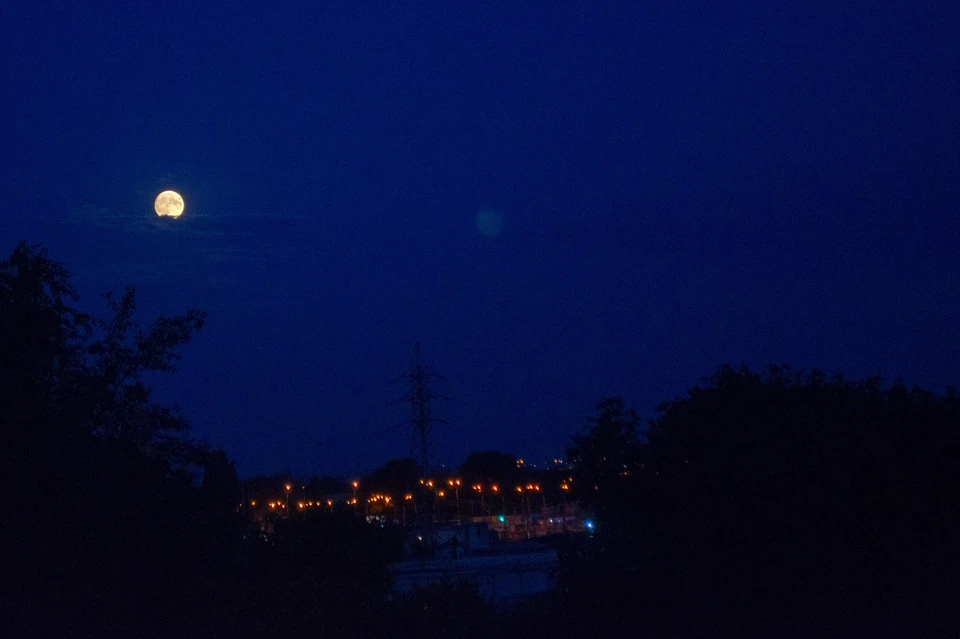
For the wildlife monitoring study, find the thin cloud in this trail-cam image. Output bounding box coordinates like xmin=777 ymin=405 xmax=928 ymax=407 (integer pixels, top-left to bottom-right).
xmin=69 ymin=203 xmax=310 ymax=288
xmin=71 ymin=204 xmax=311 ymax=236
xmin=71 ymin=204 xmax=165 ymax=234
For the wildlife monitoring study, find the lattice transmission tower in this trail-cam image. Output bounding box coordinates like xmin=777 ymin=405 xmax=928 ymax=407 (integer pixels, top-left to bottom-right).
xmin=401 ymin=342 xmax=445 ymax=476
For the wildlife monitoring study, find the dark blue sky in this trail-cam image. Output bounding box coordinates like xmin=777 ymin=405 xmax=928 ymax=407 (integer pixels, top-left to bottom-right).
xmin=3 ymin=3 xmax=959 ymax=477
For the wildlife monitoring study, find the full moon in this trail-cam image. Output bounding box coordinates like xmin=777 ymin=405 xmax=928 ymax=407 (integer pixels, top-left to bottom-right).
xmin=154 ymin=190 xmax=185 ymax=218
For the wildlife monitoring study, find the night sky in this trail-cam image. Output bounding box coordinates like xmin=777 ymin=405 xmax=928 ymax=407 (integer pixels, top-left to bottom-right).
xmin=3 ymin=3 xmax=959 ymax=477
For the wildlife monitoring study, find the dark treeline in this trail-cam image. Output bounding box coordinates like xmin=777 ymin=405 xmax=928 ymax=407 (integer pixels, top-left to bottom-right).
xmin=563 ymin=375 xmax=960 ymax=635
xmin=2 ymin=242 xmax=958 ymax=637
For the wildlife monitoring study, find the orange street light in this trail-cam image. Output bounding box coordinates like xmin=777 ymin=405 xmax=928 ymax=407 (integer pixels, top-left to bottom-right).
xmin=474 ymin=484 xmax=485 ymax=514
xmin=448 ymin=479 xmax=462 ymax=520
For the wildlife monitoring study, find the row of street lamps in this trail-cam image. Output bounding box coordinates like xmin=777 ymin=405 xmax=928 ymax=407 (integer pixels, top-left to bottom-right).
xmin=248 ymin=475 xmax=575 ymax=522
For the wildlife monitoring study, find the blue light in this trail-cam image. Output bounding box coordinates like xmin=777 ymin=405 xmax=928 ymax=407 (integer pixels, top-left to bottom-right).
xmin=585 ymin=520 xmax=594 ymax=529
xmin=498 ymin=515 xmax=505 ymax=523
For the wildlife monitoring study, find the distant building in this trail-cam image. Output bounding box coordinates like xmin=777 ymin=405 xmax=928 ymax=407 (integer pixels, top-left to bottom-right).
xmin=392 ymin=526 xmax=559 ymax=603
xmin=403 ymin=521 xmax=493 ymax=558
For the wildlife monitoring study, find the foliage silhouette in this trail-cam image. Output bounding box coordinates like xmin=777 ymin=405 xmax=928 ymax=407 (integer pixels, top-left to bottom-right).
xmin=366 ymin=457 xmax=421 ymax=497
xmin=566 ymin=396 xmax=643 ymax=508
xmin=457 ymin=450 xmax=521 ymax=485
xmin=0 ymin=243 xmax=407 ymax=637
xmin=561 ymin=365 xmax=960 ymax=635
xmin=5 ymin=243 xmax=958 ymax=635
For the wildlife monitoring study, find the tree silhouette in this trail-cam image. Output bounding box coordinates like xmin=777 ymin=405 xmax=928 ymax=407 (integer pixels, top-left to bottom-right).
xmin=583 ymin=364 xmax=960 ymax=634
xmin=366 ymin=457 xmax=421 ymax=497
xmin=457 ymin=450 xmax=520 ymax=485
xmin=1 ymin=242 xmax=206 ymax=467
xmin=566 ymin=396 xmax=642 ymax=507
xmin=1 ymin=242 xmax=213 ymax=634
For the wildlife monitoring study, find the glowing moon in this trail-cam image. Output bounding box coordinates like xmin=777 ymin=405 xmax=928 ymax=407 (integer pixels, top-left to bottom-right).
xmin=154 ymin=190 xmax=184 ymax=218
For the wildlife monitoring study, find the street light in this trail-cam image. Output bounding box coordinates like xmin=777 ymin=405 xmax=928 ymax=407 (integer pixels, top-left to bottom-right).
xmin=404 ymin=493 xmax=418 ymax=524
xmin=285 ymin=484 xmax=292 ymax=516
xmin=531 ymin=484 xmax=545 ymax=513
xmin=516 ymin=486 xmax=532 ymax=538
xmin=448 ymin=478 xmax=461 ymax=521
xmin=425 ymin=480 xmax=437 ymax=519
